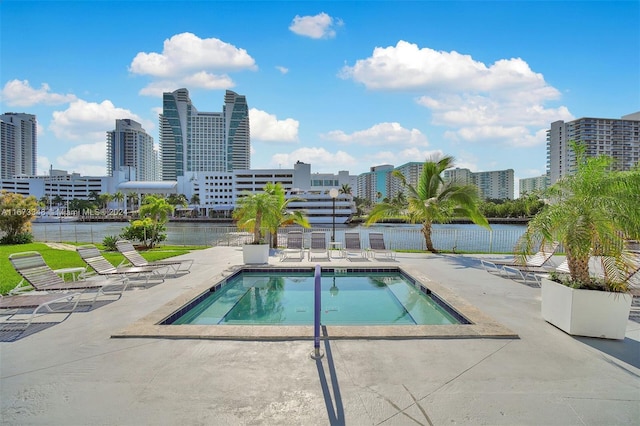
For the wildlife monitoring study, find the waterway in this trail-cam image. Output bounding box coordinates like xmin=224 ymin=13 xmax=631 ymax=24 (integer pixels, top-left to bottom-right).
xmin=31 ymin=221 xmax=527 ymax=253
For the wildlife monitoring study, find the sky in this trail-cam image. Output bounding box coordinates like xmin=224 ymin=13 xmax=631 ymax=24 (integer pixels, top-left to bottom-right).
xmin=1 ymin=1 xmax=638 ymax=192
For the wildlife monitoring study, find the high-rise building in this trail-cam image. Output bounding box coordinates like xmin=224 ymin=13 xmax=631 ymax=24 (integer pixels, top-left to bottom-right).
xmin=106 ymin=119 xmax=156 ymax=181
xmin=356 ymin=164 xmax=394 ymax=203
xmin=547 ymin=112 xmax=640 ymax=184
xmin=0 ymin=113 xmax=37 ymax=178
xmin=443 ymin=168 xmax=514 ymax=200
xmin=159 ymin=88 xmax=250 ymax=181
xmin=519 ymin=175 xmax=548 ymax=196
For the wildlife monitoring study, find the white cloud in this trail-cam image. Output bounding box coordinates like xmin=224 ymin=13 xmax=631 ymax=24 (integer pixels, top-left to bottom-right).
xmin=271 ymin=147 xmax=355 ymax=170
xmin=54 ymin=142 xmax=108 ymax=175
xmin=340 ymin=40 xmax=574 ymax=148
xmin=1 ymin=79 xmax=77 ymax=107
xmin=249 ymin=108 xmax=299 ymax=143
xmin=129 ymin=32 xmax=255 ymax=95
xmin=322 ymin=122 xmax=428 ymax=146
xmin=275 ymin=66 xmax=289 ymax=74
xmin=49 ymin=99 xmax=151 ymax=142
xmin=289 ymin=12 xmax=341 ymax=39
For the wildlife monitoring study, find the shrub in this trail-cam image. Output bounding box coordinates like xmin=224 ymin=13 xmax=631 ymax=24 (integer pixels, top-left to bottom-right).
xmin=102 ymin=235 xmax=119 ymax=251
xmin=0 ymin=232 xmax=34 ymax=245
xmin=120 ymin=218 xmax=166 ymax=248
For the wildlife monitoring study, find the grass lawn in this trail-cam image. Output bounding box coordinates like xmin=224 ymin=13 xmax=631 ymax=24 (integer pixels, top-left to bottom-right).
xmin=0 ymin=243 xmax=206 ymax=295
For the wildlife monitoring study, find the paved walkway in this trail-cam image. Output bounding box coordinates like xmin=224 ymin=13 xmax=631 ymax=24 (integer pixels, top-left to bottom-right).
xmin=1 ymin=247 xmax=639 ymax=425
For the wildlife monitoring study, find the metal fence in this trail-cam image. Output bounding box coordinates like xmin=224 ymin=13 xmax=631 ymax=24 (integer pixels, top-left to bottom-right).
xmin=30 ymin=223 xmax=528 ymax=253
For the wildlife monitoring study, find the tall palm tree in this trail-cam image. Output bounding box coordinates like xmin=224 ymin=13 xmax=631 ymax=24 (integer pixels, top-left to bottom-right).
xmin=366 ymin=155 xmax=489 ymax=253
xmin=518 ymin=144 xmax=640 ymax=290
xmin=263 ymin=182 xmax=310 ymax=248
xmin=113 ymin=191 xmax=125 ymax=210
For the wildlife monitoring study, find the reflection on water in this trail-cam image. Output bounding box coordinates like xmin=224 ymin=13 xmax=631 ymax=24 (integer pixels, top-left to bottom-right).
xmin=174 ymin=272 xmax=460 ymax=326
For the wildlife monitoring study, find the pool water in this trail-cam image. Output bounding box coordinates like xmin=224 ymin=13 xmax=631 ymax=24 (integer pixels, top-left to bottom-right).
xmin=169 ymin=270 xmax=462 ymax=326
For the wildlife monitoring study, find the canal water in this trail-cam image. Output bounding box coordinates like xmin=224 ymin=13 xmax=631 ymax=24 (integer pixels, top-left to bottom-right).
xmin=31 ymin=221 xmax=527 ymax=253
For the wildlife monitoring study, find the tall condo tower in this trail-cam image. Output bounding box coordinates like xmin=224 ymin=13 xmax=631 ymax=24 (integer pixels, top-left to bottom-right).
xmin=547 ymin=112 xmax=640 ymax=184
xmin=159 ymin=88 xmax=250 ymax=180
xmin=106 ymin=119 xmax=156 ymax=181
xmin=0 ymin=112 xmax=37 ymax=178
xmin=224 ymin=90 xmax=250 ymax=171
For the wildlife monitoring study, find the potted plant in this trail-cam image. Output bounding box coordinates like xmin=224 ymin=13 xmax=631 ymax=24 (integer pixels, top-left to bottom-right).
xmin=518 ymin=143 xmax=640 ymax=339
xmin=232 ymin=185 xmax=281 ymax=264
xmin=262 ymin=182 xmax=310 ymax=249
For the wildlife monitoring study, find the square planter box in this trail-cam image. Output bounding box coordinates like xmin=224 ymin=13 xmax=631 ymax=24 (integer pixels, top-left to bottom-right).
xmin=541 ymin=278 xmax=632 ymax=340
xmin=242 ymin=244 xmax=269 ymax=265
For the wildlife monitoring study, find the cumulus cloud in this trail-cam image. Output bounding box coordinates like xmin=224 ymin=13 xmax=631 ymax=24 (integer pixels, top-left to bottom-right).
xmin=49 ymin=99 xmax=151 ymax=142
xmin=322 ymin=122 xmax=428 ymax=146
xmin=271 ymin=147 xmax=355 ymax=170
xmin=129 ymin=32 xmax=256 ymax=95
xmin=249 ymin=108 xmax=299 ymax=143
xmin=1 ymin=79 xmax=77 ymax=107
xmin=275 ymin=66 xmax=289 ymax=74
xmin=55 ymin=142 xmax=108 ymax=175
xmin=340 ymin=40 xmax=574 ymax=148
xmin=289 ymin=12 xmax=342 ymax=39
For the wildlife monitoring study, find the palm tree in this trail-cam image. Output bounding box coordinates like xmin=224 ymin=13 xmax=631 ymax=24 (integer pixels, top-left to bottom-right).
xmin=518 ymin=143 xmax=640 ymax=291
xmin=113 ymin=191 xmax=125 ymax=210
xmin=233 ymin=187 xmax=281 ymax=245
xmin=139 ymin=195 xmax=174 ymax=247
xmin=339 ymin=183 xmax=352 ymax=195
xmin=262 ymin=182 xmax=310 ymax=248
xmin=366 ymin=155 xmax=489 ymax=253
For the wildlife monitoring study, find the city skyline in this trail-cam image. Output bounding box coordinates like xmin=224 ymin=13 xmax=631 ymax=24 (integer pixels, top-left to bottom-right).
xmin=1 ymin=1 xmax=638 ymax=186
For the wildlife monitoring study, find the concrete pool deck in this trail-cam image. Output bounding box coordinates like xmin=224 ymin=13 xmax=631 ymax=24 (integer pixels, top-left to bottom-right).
xmin=1 ymin=246 xmax=639 ymax=425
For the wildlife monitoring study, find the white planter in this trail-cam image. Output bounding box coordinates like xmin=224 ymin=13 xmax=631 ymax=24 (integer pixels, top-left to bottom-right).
xmin=541 ymin=278 xmax=632 ymax=340
xmin=242 ymin=244 xmax=269 ymax=265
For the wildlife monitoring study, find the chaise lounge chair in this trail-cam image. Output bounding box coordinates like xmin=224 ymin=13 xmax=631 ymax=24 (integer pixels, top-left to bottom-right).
xmin=77 ymin=245 xmax=168 ymax=286
xmin=368 ymin=232 xmax=395 ymax=260
xmin=280 ymin=231 xmax=305 ymax=261
xmin=0 ymin=292 xmax=82 ymax=330
xmin=480 ymin=241 xmax=559 ymax=281
xmin=343 ymin=232 xmax=366 ymax=260
xmin=115 ymin=240 xmax=193 ymax=274
xmin=8 ymin=251 xmax=128 ymax=304
xmin=308 ymin=232 xmax=330 ymax=261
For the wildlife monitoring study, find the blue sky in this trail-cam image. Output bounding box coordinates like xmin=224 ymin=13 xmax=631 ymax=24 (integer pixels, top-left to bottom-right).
xmin=1 ymin=1 xmax=638 ymax=190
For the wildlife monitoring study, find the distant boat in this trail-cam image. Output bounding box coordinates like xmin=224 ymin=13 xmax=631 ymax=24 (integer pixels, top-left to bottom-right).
xmin=286 ymin=189 xmax=356 ymax=224
xmin=33 ymin=210 xmax=79 ymax=223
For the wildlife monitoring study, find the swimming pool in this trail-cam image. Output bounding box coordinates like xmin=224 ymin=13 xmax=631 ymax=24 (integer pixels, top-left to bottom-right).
xmin=163 ymin=268 xmax=467 ymax=326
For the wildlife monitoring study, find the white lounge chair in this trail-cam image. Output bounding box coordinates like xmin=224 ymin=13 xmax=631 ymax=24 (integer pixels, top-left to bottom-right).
xmin=344 ymin=232 xmax=366 ymax=260
xmin=0 ymin=292 xmax=82 ymax=330
xmin=368 ymin=232 xmax=395 ymax=259
xmin=77 ymin=245 xmax=168 ymax=286
xmin=280 ymin=231 xmax=305 ymax=261
xmin=116 ymin=240 xmax=193 ymax=274
xmin=308 ymin=232 xmax=330 ymax=261
xmin=8 ymin=251 xmax=128 ymax=304
xmin=481 ymin=241 xmax=559 ymax=281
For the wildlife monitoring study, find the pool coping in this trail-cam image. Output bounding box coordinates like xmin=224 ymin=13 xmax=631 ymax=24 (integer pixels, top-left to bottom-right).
xmin=112 ymin=265 xmax=518 ymax=340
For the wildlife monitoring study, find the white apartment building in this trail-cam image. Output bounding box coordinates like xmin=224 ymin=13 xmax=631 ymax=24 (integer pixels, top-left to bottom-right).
xmin=547 ymin=112 xmax=640 ymax=184
xmin=443 ymin=168 xmax=514 ymax=200
xmin=0 ymin=113 xmax=37 ymax=178
xmin=519 ymin=175 xmax=548 ymax=196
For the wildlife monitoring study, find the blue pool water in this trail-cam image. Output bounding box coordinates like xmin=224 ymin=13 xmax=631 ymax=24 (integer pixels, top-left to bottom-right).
xmin=167 ymin=269 xmax=464 ymax=326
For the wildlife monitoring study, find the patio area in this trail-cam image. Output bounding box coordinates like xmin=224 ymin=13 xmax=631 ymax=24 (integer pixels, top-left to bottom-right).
xmin=1 ymin=246 xmax=638 ymax=425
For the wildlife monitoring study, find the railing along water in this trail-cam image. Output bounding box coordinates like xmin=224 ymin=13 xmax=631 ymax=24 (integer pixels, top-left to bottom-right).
xmin=30 ymin=222 xmax=530 ymax=253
